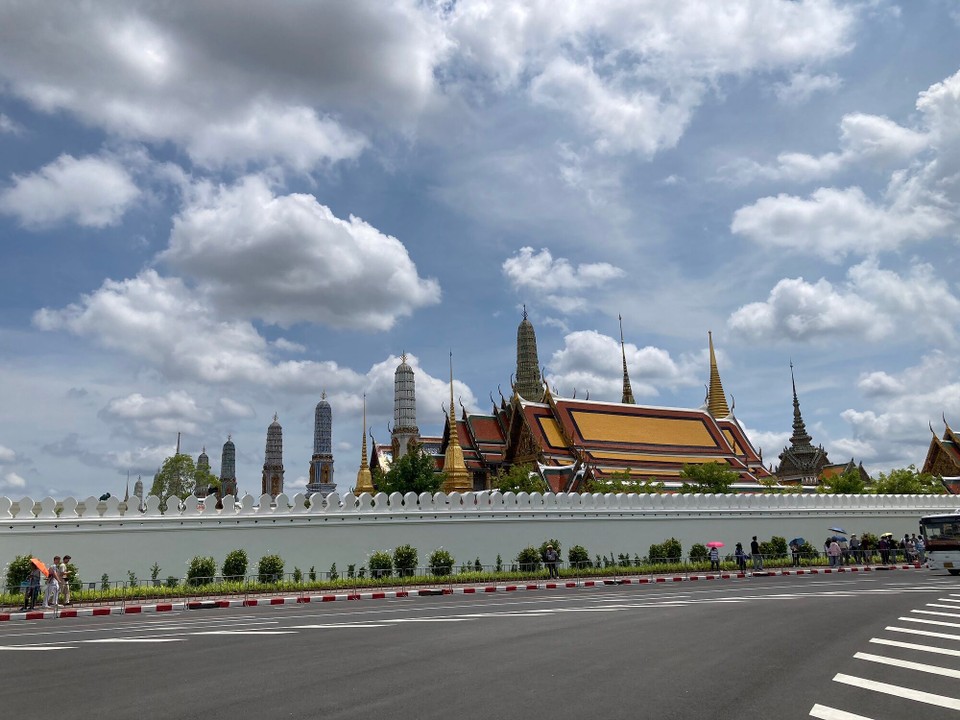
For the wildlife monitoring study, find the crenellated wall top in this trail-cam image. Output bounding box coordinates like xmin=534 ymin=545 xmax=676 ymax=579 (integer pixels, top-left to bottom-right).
xmin=1 ymin=491 xmax=959 ymax=523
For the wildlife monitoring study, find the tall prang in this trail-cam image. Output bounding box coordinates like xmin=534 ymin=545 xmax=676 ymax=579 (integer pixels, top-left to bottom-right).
xmin=619 ymin=314 xmax=635 ymax=404
xmin=441 ymin=352 xmax=472 ymax=493
xmin=706 ymin=331 xmax=731 ymax=419
xmin=515 ymin=306 xmax=543 ymax=401
xmin=194 ymin=447 xmax=211 ymax=497
xmin=220 ymin=435 xmax=237 ymax=497
xmin=307 ymin=392 xmax=336 ymax=497
xmin=355 ymin=394 xmax=375 ymax=494
xmin=391 ymin=353 xmax=420 ymax=459
xmin=776 ymin=363 xmax=830 ymax=486
xmin=261 ymin=414 xmax=285 ymax=499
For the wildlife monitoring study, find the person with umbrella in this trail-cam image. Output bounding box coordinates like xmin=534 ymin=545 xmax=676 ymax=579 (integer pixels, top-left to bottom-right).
xmin=42 ymin=555 xmax=62 ymax=609
xmin=707 ymin=542 xmax=723 ymax=571
xmin=788 ymin=538 xmax=804 ymax=567
xmin=18 ymin=559 xmax=45 ymax=612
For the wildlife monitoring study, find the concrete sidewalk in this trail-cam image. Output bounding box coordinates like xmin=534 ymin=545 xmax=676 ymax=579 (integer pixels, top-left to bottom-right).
xmin=0 ymin=562 xmax=925 ymax=623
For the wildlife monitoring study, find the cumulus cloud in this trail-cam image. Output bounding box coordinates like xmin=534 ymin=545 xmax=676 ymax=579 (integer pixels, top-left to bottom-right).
xmin=445 ymin=0 xmax=855 ymax=156
xmin=836 ymin=353 xmax=960 ymax=468
xmin=161 ymin=175 xmax=440 ymax=330
xmin=0 ymin=153 xmax=140 ymax=229
xmin=502 ymin=247 xmax=623 ymax=315
xmin=546 ymin=330 xmax=700 ymax=401
xmin=99 ymin=390 xmax=212 ymax=440
xmin=773 ymin=70 xmax=842 ymax=106
xmin=218 ymin=398 xmax=256 ymax=419
xmin=1 ymin=472 xmax=26 ymax=490
xmin=0 ymin=3 xmax=448 ymax=169
xmin=0 ymin=445 xmax=15 ymax=463
xmin=728 ymin=259 xmax=960 ymax=344
xmin=0 ymin=113 xmax=22 ymax=134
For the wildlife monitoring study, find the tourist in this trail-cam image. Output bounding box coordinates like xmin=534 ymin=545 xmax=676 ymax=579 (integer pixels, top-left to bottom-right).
xmin=735 ymin=542 xmax=747 ymax=573
xmin=904 ymin=535 xmax=916 ymax=563
xmin=19 ymin=564 xmax=42 ymax=612
xmin=827 ymin=538 xmax=841 ymax=568
xmin=789 ymin=540 xmax=800 ymax=567
xmin=544 ymin=544 xmax=559 ymax=579
xmin=60 ymin=555 xmax=72 ymax=605
xmin=849 ymin=534 xmax=862 ymax=564
xmin=43 ymin=555 xmax=61 ymax=608
xmin=878 ymin=536 xmax=890 ymax=564
xmin=914 ymin=534 xmax=926 ymax=564
xmin=838 ymin=535 xmax=850 ymax=565
xmin=750 ymin=536 xmax=763 ymax=571
xmin=708 ymin=545 xmax=720 ymax=572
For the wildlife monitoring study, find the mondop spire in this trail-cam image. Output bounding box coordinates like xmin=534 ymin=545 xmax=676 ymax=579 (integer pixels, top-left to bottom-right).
xmin=220 ymin=435 xmax=237 ymax=497
xmin=261 ymin=413 xmax=284 ymax=499
xmin=706 ymin=332 xmax=731 ymax=419
xmin=789 ymin=362 xmax=813 ymax=449
xmin=307 ymin=392 xmax=336 ymax=497
xmin=619 ymin=314 xmax=635 ymax=405
xmin=441 ymin=352 xmax=472 ymax=493
xmin=515 ymin=306 xmax=543 ymax=401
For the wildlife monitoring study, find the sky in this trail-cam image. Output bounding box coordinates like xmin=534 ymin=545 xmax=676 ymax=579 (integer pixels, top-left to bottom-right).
xmin=1 ymin=1 xmax=960 ymax=500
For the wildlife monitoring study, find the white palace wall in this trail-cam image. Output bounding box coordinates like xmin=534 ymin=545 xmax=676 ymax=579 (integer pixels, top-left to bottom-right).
xmin=2 ymin=491 xmax=959 ymax=582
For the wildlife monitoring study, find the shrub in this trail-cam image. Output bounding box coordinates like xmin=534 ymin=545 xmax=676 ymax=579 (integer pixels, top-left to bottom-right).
xmin=127 ymin=570 xmax=139 ymax=587
xmin=860 ymin=532 xmax=878 ymax=552
xmin=5 ymin=554 xmax=32 ymax=594
xmin=649 ymin=538 xmax=682 ymax=564
xmin=187 ymin=556 xmax=216 ymax=586
xmin=221 ymin=549 xmax=248 ymax=580
xmin=309 ymin=565 xmax=317 ymax=582
xmin=329 ymin=562 xmax=339 ymax=581
xmin=101 ymin=573 xmax=110 ymax=591
xmin=568 ymin=545 xmax=590 ymax=568
xmin=516 ymin=546 xmax=542 ymax=572
xmin=66 ymin=561 xmax=81 ymax=593
xmin=689 ymin=543 xmax=709 ymax=562
xmin=474 ymin=557 xmax=482 ymax=572
xmin=258 ymin=554 xmax=284 ymax=584
xmin=369 ymin=550 xmax=393 ymax=578
xmin=759 ymin=536 xmax=788 ymax=559
xmin=429 ymin=548 xmax=455 ymax=576
xmin=165 ymin=576 xmax=179 ymax=588
xmin=393 ymin=544 xmax=418 ymax=577
xmin=293 ymin=567 xmax=303 ymax=583
xmin=495 ymin=554 xmax=503 ymax=572
xmin=150 ymin=561 xmax=161 ymax=583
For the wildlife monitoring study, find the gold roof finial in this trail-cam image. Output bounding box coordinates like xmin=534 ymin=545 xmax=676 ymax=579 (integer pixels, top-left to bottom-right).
xmin=442 ymin=351 xmax=471 ymax=493
xmin=355 ymin=393 xmax=374 ymax=494
xmin=706 ymin=331 xmax=731 ymax=419
xmin=619 ymin=314 xmax=635 ymax=405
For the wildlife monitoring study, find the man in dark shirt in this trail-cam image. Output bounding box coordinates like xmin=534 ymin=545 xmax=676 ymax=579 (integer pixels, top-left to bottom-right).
xmin=750 ymin=536 xmax=763 ymax=571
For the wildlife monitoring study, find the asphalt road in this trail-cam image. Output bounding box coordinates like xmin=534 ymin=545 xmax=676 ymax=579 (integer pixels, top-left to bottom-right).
xmin=1 ymin=572 xmax=958 ymax=720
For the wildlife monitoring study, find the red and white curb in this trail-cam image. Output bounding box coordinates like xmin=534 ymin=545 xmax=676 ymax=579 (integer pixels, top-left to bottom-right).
xmin=0 ymin=564 xmax=923 ymax=622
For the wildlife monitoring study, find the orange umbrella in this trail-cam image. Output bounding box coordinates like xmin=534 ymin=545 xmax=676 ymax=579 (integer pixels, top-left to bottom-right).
xmin=30 ymin=558 xmax=49 ymax=577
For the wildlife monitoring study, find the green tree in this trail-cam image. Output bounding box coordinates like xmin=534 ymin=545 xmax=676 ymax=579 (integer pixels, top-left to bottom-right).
xmin=494 ymin=464 xmax=546 ymax=493
xmin=150 ymin=453 xmax=220 ymax=504
xmin=872 ymin=464 xmax=945 ymax=494
xmin=583 ymin=469 xmax=665 ymax=494
xmin=819 ymin=468 xmax=866 ymax=494
xmin=678 ymin=462 xmax=737 ymax=493
xmin=377 ymin=450 xmax=441 ymax=495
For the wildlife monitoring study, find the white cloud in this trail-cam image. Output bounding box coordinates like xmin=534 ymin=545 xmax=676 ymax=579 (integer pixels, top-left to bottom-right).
xmin=0 ymin=153 xmax=140 ymax=228
xmin=0 ymin=113 xmax=22 ymax=134
xmin=856 ymin=371 xmax=904 ymax=398
xmin=740 ymin=426 xmax=790 ymax=459
xmin=272 ymin=338 xmax=306 ymax=354
xmin=502 ymin=247 xmax=623 ymax=315
xmin=728 ymin=259 xmax=960 ymax=344
xmin=773 ymin=70 xmax=842 ymax=106
xmin=162 ymin=175 xmax=441 ymax=330
xmin=547 ymin=330 xmax=700 ymax=401
xmin=1 ymin=472 xmax=26 ymax=490
xmin=0 ymin=445 xmax=15 ymax=463
xmin=0 ymin=2 xmax=448 ymax=169
xmin=730 ymin=186 xmax=951 ymax=262
xmin=218 ymin=398 xmax=256 ymax=419
xmin=99 ymin=391 xmax=212 ymax=441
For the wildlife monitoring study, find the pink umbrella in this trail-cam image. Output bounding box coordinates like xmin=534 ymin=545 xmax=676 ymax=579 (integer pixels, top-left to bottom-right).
xmin=706 ymin=541 xmax=724 ymax=548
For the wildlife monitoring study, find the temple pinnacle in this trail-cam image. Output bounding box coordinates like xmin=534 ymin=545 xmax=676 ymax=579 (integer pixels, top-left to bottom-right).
xmin=706 ymin=331 xmax=731 ymax=419
xmin=619 ymin=314 xmax=635 ymax=405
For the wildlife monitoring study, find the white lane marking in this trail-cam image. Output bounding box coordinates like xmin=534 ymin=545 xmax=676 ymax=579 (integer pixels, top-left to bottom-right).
xmin=190 ymin=630 xmax=297 ymax=636
xmin=833 ymin=673 xmax=960 ymax=710
xmin=289 ymin=624 xmax=393 ymax=629
xmin=386 ymin=617 xmax=474 ymax=623
xmin=85 ymin=638 xmax=185 ymax=643
xmin=927 ymin=603 xmax=960 ymax=609
xmin=870 ymin=637 xmax=960 ymax=658
xmin=899 ymin=616 xmax=960 ymax=629
xmin=809 ymin=703 xmax=876 ymax=720
xmin=886 ymin=626 xmax=960 ymax=642
xmin=934 ymin=598 xmax=960 ymax=603
xmin=0 ymin=645 xmax=76 ymax=651
xmin=912 ymin=609 xmax=960 ymax=618
xmin=854 ymin=651 xmax=960 ymax=679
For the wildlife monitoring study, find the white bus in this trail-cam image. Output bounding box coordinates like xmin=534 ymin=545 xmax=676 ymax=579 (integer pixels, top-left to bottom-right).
xmin=920 ymin=511 xmax=960 ymax=575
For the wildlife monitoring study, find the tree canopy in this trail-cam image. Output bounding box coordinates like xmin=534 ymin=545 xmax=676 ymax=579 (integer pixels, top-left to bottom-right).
xmin=818 ymin=467 xmax=866 ymax=494
xmin=493 ymin=464 xmax=546 ymax=493
xmin=150 ymin=453 xmax=220 ymax=502
xmin=376 ymin=449 xmax=441 ymax=495
xmin=583 ymin=469 xmax=665 ymax=494
xmin=872 ymin=464 xmax=945 ymax=494
xmin=678 ymin=462 xmax=737 ymax=493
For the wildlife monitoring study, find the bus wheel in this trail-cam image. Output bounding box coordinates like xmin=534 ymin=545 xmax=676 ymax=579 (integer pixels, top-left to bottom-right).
xmin=949 ymin=569 xmax=960 ymax=576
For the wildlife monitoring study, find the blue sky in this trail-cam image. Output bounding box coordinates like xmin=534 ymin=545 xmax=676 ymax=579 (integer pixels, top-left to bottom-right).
xmin=2 ymin=1 xmax=959 ymax=500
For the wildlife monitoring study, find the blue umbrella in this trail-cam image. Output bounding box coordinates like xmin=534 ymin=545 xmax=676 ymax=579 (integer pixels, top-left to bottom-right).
xmin=790 ymin=537 xmax=806 ymax=546
xmin=829 ymin=526 xmax=847 ymax=534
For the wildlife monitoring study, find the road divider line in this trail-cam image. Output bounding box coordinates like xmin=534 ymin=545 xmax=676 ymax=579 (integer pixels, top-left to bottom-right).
xmin=870 ymin=637 xmax=960 ymax=657
xmin=809 ymin=703 xmax=875 ymax=720
xmin=833 ymin=673 xmax=960 ymax=710
xmin=912 ymin=609 xmax=960 ymax=618
xmin=886 ymin=625 xmax=960 ymax=641
xmin=899 ymin=616 xmax=960 ymax=628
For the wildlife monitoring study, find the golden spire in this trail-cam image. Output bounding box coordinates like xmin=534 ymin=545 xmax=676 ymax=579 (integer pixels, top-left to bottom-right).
xmin=619 ymin=314 xmax=635 ymax=404
xmin=707 ymin=331 xmax=731 ymax=419
xmin=355 ymin=394 xmax=375 ymax=494
xmin=442 ymin=351 xmax=472 ymax=493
